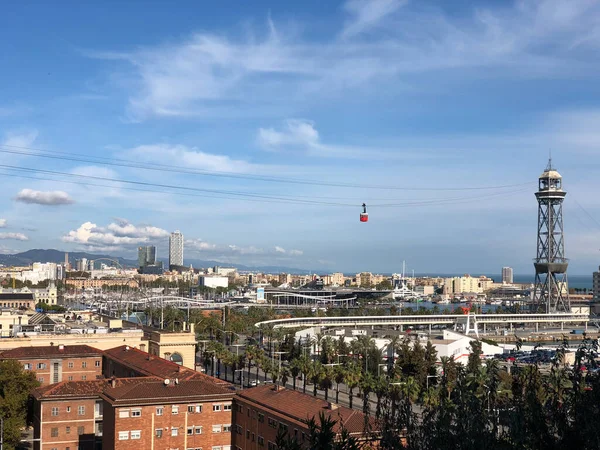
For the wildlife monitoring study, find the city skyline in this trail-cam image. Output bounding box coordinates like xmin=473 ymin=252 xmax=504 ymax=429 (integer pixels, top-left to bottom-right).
xmin=1 ymin=1 xmax=600 ymax=274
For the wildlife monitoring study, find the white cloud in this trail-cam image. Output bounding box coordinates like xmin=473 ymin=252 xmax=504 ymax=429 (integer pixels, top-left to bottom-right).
xmin=127 ymin=144 xmax=258 ymax=173
xmin=15 ymin=189 xmax=74 ymax=206
xmin=186 ymin=239 xmax=218 ymax=251
xmin=62 ymin=219 xmax=169 ymax=248
xmin=257 ymin=119 xmax=427 ymax=160
xmin=1 ymin=130 xmax=38 ymax=149
xmin=342 ymin=0 xmax=405 ymax=38
xmin=0 ymin=219 xmax=6 ymax=228
xmin=87 ymin=1 xmax=600 ymax=121
xmin=289 ymin=249 xmax=304 ymax=256
xmin=0 ymin=232 xmax=28 ymax=241
xmin=275 ymin=246 xmax=286 ymax=253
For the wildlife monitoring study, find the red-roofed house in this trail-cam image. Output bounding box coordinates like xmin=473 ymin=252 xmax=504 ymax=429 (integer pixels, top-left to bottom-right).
xmin=0 ymin=344 xmax=103 ymax=386
xmin=233 ymin=385 xmax=378 ymax=450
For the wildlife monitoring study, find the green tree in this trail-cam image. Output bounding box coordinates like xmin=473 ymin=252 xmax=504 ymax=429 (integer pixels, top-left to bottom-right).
xmin=0 ymin=360 xmax=39 ymax=449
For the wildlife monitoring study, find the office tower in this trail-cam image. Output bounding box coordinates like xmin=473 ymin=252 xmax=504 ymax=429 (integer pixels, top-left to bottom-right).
xmin=169 ymin=231 xmax=184 ymax=269
xmin=138 ymin=246 xmax=157 ymax=268
xmin=502 ymin=267 xmax=513 ymax=284
xmin=532 ymin=158 xmax=570 ymax=312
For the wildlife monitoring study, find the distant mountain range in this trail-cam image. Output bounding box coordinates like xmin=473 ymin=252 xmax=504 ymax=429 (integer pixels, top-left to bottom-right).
xmin=0 ymin=249 xmax=318 ymax=274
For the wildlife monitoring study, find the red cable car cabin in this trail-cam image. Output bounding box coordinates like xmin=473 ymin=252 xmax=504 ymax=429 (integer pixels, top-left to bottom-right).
xmin=360 ymin=203 xmax=368 ymax=222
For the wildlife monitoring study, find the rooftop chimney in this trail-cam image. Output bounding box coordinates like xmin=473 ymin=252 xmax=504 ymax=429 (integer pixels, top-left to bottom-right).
xmin=58 ymin=344 xmax=64 ymax=351
xmin=327 ymin=402 xmax=339 ymax=410
xmin=125 ymin=346 xmax=129 ymax=351
xmin=174 ymin=378 xmax=179 ymax=385
xmin=111 ymin=378 xmax=116 ymax=388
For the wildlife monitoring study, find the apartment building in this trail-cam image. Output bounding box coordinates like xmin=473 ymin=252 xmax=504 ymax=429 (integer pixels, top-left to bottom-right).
xmin=0 ymin=344 xmax=103 ymax=386
xmin=31 ymin=378 xmax=147 ymax=450
xmin=103 ymin=345 xmax=213 ymax=382
xmin=233 ymin=385 xmax=377 ymax=450
xmin=102 ymin=378 xmax=235 ymax=450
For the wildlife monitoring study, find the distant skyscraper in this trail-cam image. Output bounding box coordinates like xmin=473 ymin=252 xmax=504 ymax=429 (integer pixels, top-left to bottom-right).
xmin=138 ymin=246 xmax=157 ymax=268
xmin=169 ymin=231 xmax=184 ymax=269
xmin=502 ymin=267 xmax=513 ymax=284
xmin=593 ymin=267 xmax=600 ymax=301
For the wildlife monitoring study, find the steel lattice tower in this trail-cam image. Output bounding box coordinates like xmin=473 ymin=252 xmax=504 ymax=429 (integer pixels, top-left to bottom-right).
xmin=532 ymin=159 xmax=570 ymax=312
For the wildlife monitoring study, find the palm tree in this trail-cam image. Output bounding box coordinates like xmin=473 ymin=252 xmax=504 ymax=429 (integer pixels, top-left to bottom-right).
xmin=280 ymin=366 xmax=290 ymax=388
xmin=334 ymin=365 xmax=346 ymax=404
xmin=360 ymin=371 xmax=375 ymax=415
xmin=310 ymin=361 xmax=323 ymax=397
xmin=290 ymin=358 xmax=302 ymax=391
xmin=298 ymin=355 xmax=311 ymax=394
xmin=320 ymin=365 xmax=334 ymax=401
xmin=345 ymin=363 xmax=362 ymax=409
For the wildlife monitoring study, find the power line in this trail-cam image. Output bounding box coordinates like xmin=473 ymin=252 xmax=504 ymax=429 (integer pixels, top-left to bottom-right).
xmin=0 ymin=165 xmax=530 ymax=209
xmin=0 ymin=143 xmax=534 ymax=192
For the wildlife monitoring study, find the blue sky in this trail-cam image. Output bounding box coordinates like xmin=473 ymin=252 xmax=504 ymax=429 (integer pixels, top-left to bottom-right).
xmin=1 ymin=0 xmax=600 ymax=274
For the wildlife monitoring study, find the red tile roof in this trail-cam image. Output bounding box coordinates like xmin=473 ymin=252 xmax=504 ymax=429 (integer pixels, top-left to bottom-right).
xmin=32 ymin=378 xmax=151 ymax=401
xmin=0 ymin=344 xmax=103 ymax=359
xmin=237 ymin=385 xmax=376 ymax=435
xmin=104 ymin=345 xmax=229 ymax=384
xmin=102 ymin=378 xmax=235 ymax=406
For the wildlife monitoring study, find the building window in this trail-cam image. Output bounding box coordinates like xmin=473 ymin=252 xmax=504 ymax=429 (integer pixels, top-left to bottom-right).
xmin=155 ymin=429 xmax=163 ymax=438
xmin=223 ymin=424 xmax=231 ymax=433
xmin=23 ymin=363 xmax=31 ymax=370
xmin=38 ymin=377 xmax=44 ymax=383
xmin=37 ymin=363 xmax=46 ymax=369
xmin=68 ymin=376 xmax=73 ymax=381
xmin=213 ymin=404 xmax=221 ymax=412
xmin=51 ymin=428 xmax=58 ymax=437
xmin=95 ymin=360 xmax=101 ymax=367
xmin=172 ymin=405 xmax=179 ymax=415
xmin=279 ymin=423 xmax=288 ymax=433
xmin=131 ymin=430 xmax=141 ymax=440
xmin=213 ymin=447 xmax=222 ymax=450
xmin=51 ymin=407 xmax=59 ymax=416
xmin=195 ymin=426 xmax=202 ymax=435
xmin=188 ymin=404 xmax=202 ymax=413
xmin=119 ymin=409 xmax=130 ymax=418
xmin=268 ymin=418 xmax=277 ymax=428
xmin=66 ymin=406 xmax=71 ymax=413
xmin=78 ymin=406 xmax=85 ymax=416
xmin=258 ymin=413 xmax=264 ymax=423
xmin=171 ymin=428 xmax=178 ymax=436
xmin=82 ymin=362 xmax=87 ymax=368
xmin=268 ymin=442 xmax=277 ymax=450
xmin=224 ymin=403 xmax=232 ymax=411
xmin=81 ymin=375 xmax=87 ymax=381
xmin=78 ymin=426 xmax=84 ymax=435
xmin=156 ymin=407 xmax=163 ymax=416
xmin=236 ymin=425 xmax=243 ymax=435
xmin=236 ymin=404 xmax=243 ymax=413
xmin=66 ymin=426 xmax=71 ymax=434
xmin=118 ymin=431 xmax=129 ymax=440
xmin=258 ymin=436 xmax=265 ymax=446
xmin=212 ymin=425 xmax=222 ymax=433
xmin=68 ymin=362 xmax=74 ymax=368
xmin=188 ymin=427 xmax=193 ymax=436
xmin=131 ymin=409 xmax=141 ymax=417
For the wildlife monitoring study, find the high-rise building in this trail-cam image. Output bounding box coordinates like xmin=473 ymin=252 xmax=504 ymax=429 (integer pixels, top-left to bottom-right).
xmin=502 ymin=267 xmax=514 ymax=284
xmin=593 ymin=267 xmax=600 ymax=301
xmin=532 ymin=158 xmax=570 ymax=312
xmin=137 ymin=246 xmax=156 ymax=268
xmin=169 ymin=231 xmax=184 ymax=269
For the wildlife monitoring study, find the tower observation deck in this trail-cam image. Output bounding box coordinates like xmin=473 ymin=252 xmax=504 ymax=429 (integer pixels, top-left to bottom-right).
xmin=532 ymin=159 xmax=570 ymax=312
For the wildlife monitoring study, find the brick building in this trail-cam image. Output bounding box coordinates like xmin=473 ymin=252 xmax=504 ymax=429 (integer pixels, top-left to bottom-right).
xmin=31 ymin=378 xmax=146 ymax=450
xmin=102 ymin=378 xmax=235 ymax=450
xmin=103 ymin=345 xmax=221 ymax=382
xmin=233 ymin=385 xmax=377 ymax=450
xmin=1 ymin=344 xmax=103 ymax=386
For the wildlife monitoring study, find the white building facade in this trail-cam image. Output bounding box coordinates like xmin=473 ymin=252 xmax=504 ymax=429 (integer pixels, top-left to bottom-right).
xmin=169 ymin=230 xmax=184 ymax=268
